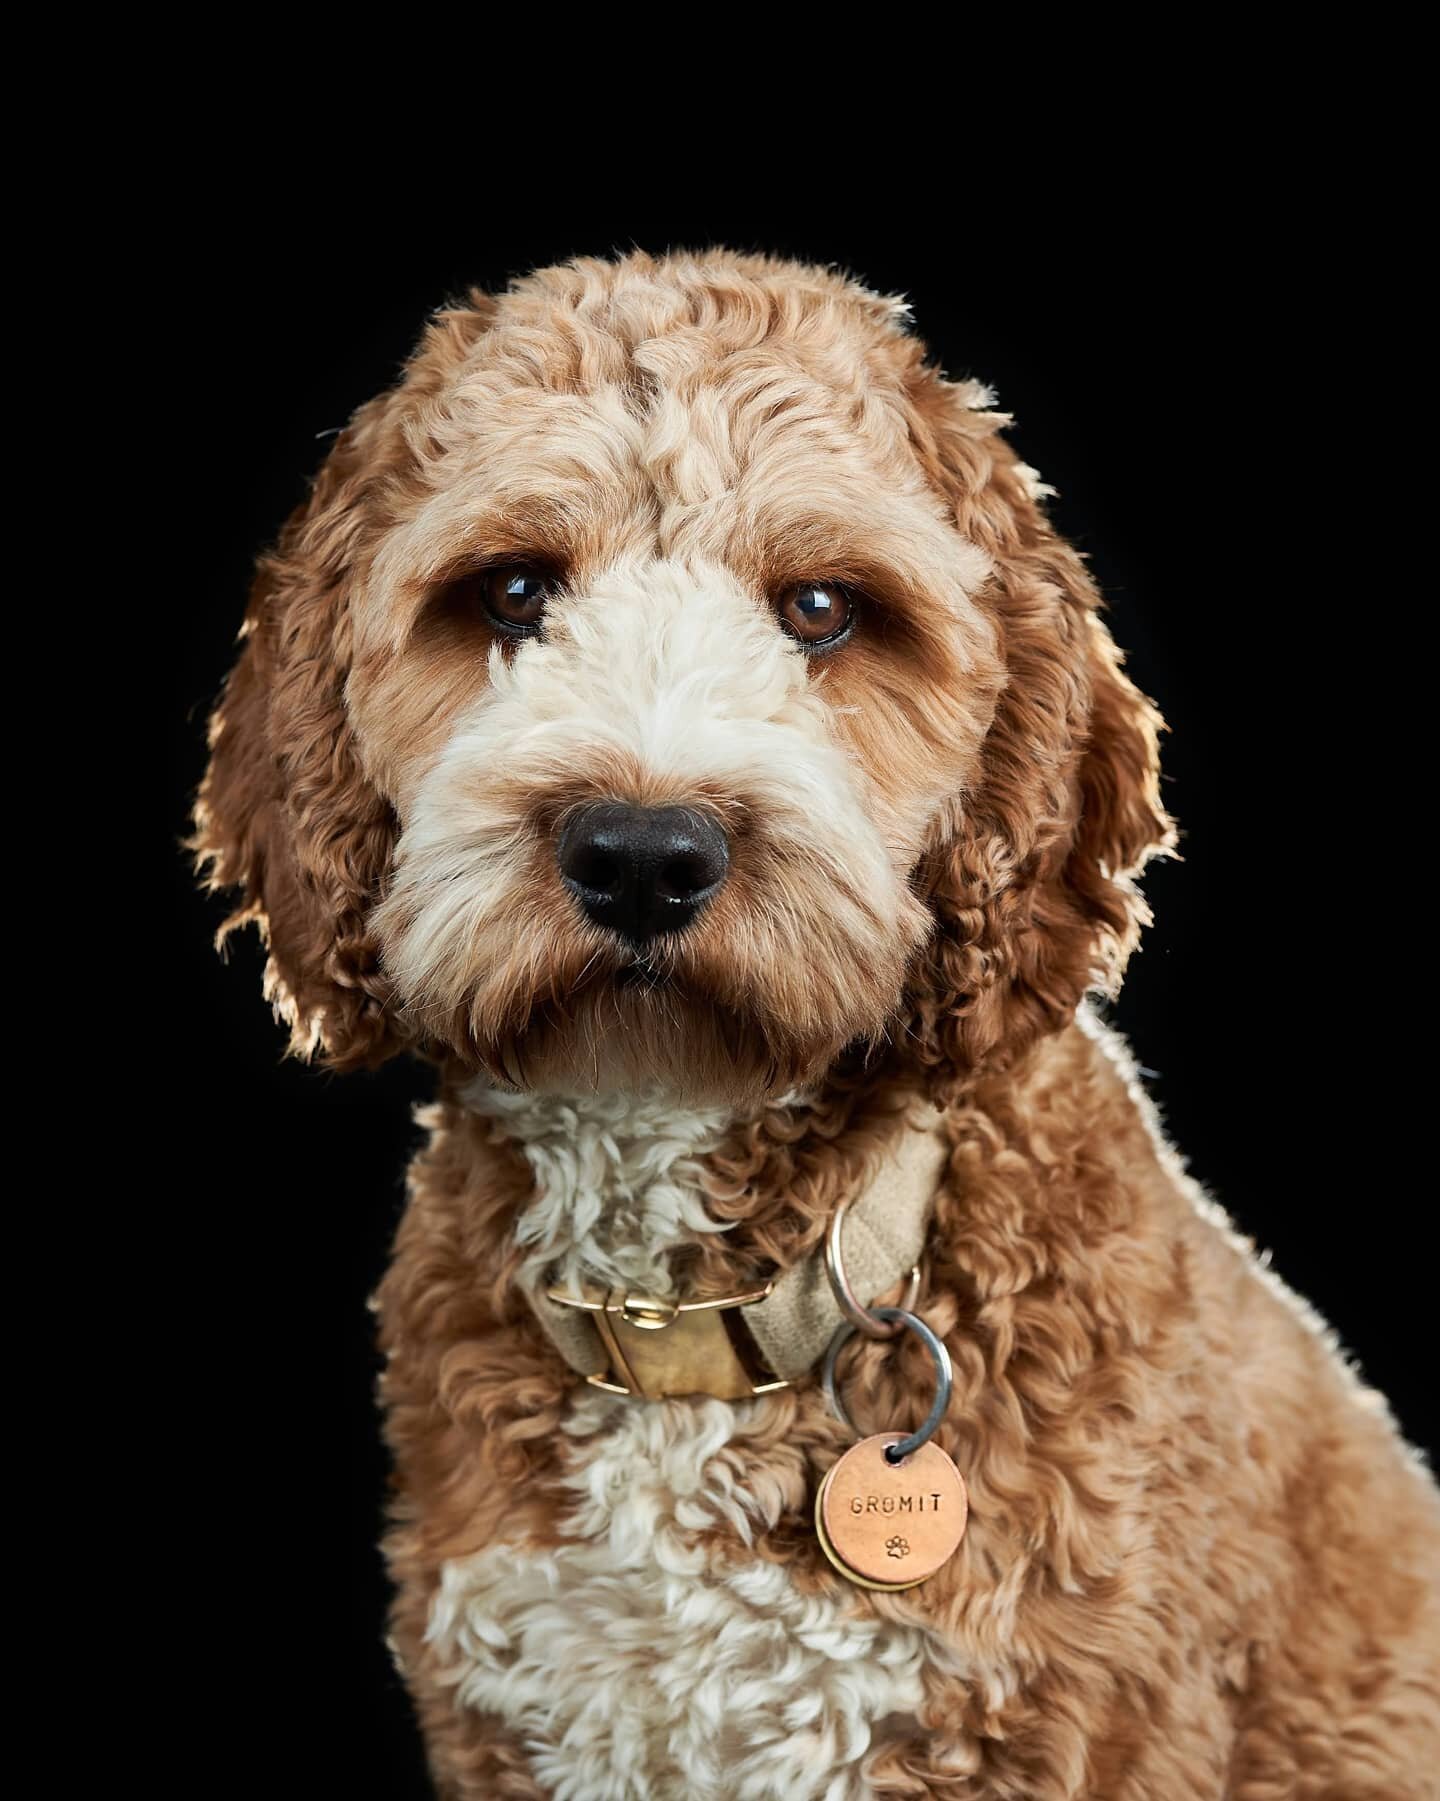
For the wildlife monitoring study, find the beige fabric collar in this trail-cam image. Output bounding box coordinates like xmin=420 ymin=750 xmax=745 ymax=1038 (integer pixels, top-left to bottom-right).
xmin=521 ymin=1108 xmax=949 ymax=1397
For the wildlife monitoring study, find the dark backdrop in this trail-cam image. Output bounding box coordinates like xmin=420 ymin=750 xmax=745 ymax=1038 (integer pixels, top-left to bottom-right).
xmin=132 ymin=171 xmax=1427 ymax=1798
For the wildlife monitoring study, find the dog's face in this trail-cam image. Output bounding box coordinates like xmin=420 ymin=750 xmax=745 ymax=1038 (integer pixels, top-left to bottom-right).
xmin=196 ymin=252 xmax=1171 ymax=1103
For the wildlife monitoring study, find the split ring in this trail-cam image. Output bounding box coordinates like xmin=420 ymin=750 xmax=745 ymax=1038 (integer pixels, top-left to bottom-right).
xmin=821 ymin=1306 xmax=953 ymax=1462
xmin=825 ymin=1193 xmax=921 ymax=1339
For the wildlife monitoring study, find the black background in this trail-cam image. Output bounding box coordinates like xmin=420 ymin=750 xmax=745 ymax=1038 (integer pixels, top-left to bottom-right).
xmin=119 ymin=147 xmax=1429 ymax=1798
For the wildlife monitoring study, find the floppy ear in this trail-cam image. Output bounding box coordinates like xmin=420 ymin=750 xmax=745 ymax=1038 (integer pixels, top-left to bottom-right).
xmin=192 ymin=395 xmax=402 ymax=1068
xmin=901 ymin=379 xmax=1175 ymax=1092
xmin=193 ymin=295 xmax=504 ymax=1067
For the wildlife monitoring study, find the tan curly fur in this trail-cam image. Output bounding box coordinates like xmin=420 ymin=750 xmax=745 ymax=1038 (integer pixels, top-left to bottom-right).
xmin=194 ymin=249 xmax=1440 ymax=1798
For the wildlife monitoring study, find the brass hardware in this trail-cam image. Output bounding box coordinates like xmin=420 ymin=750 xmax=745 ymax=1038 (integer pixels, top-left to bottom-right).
xmin=619 ymin=1295 xmax=678 ymax=1330
xmin=546 ymin=1282 xmax=791 ymax=1401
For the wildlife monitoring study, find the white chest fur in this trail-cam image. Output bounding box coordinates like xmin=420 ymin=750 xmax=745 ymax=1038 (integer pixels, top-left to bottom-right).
xmin=434 ymin=1085 xmax=959 ymax=1797
xmin=426 ymin=1391 xmax=944 ymax=1800
xmin=459 ymin=1080 xmax=736 ymax=1297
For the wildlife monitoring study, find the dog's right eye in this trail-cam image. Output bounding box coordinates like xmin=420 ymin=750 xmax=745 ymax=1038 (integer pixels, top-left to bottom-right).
xmin=478 ymin=565 xmax=554 ymax=634
xmin=434 ymin=564 xmax=557 ymax=637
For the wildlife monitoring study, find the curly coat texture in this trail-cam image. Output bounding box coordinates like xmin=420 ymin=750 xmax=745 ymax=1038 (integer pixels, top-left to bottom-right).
xmin=194 ymin=250 xmax=1440 ymax=1798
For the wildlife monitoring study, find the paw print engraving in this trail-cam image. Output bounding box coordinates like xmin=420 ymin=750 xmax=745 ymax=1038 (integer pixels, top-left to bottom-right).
xmin=885 ymin=1535 xmax=910 ymax=1559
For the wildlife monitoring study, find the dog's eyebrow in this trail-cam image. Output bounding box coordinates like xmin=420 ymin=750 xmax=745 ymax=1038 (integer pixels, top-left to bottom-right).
xmin=725 ymin=495 xmax=995 ymax=620
xmin=360 ymin=488 xmax=609 ymax=645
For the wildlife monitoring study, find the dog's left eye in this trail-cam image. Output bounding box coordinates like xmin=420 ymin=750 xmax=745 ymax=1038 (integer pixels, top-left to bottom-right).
xmin=776 ymin=582 xmax=855 ymax=651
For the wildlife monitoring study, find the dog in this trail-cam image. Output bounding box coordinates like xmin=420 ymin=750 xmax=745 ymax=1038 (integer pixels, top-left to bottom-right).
xmin=194 ymin=249 xmax=1440 ymax=1799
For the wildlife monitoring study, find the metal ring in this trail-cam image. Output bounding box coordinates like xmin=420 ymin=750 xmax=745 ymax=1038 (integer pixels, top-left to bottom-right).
xmin=821 ymin=1306 xmax=953 ymax=1462
xmin=825 ymin=1194 xmax=922 ymax=1339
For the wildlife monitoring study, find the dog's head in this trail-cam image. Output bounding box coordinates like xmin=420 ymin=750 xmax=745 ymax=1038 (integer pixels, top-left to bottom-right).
xmin=194 ymin=251 xmax=1171 ymax=1103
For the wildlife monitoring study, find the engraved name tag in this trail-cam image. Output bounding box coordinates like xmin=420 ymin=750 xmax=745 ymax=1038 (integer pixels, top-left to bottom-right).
xmin=815 ymin=1433 xmax=968 ymax=1590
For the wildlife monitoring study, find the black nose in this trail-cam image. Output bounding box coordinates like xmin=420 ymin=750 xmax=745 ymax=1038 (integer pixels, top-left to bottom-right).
xmin=557 ymin=802 xmax=730 ymax=947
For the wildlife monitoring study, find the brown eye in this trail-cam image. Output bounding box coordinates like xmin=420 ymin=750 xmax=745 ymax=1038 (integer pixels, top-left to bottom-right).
xmin=776 ymin=581 xmax=855 ymax=651
xmin=481 ymin=564 xmax=554 ymax=634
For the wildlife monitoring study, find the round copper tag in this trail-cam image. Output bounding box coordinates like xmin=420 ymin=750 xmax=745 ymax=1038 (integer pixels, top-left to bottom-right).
xmin=817 ymin=1433 xmax=967 ymax=1589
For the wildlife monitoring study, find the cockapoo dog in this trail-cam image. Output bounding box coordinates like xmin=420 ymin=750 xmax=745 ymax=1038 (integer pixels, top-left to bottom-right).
xmin=195 ymin=250 xmax=1440 ymax=1799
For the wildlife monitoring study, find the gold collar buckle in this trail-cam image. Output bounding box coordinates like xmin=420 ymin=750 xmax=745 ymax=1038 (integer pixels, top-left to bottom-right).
xmin=545 ymin=1281 xmax=791 ymax=1401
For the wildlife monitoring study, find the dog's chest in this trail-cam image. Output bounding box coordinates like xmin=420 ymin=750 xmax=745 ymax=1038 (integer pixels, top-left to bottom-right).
xmin=428 ymin=1087 xmax=965 ymax=1798
xmin=427 ymin=1392 xmax=952 ymax=1800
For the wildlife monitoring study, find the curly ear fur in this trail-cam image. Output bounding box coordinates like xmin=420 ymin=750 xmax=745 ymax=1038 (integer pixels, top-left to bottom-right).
xmin=192 ymin=295 xmax=501 ymax=1067
xmin=191 ymin=397 xmax=401 ymax=1066
xmin=900 ymin=377 xmax=1176 ymax=1094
